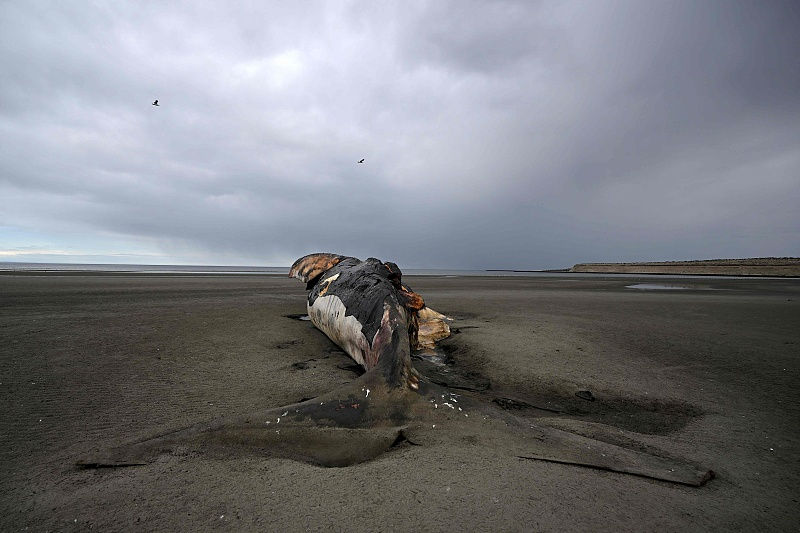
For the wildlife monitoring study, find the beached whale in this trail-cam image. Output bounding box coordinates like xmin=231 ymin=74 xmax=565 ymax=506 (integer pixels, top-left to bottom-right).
xmin=289 ymin=253 xmax=452 ymax=389
xmin=77 ymin=253 xmax=712 ymax=486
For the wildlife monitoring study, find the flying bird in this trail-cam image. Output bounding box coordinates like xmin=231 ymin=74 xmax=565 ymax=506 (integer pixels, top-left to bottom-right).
xmin=357 ymin=158 xmax=365 ymax=164
xmin=152 ymin=100 xmax=159 ymax=106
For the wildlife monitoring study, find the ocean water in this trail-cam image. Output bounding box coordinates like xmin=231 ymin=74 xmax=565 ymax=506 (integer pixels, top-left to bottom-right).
xmin=0 ymin=262 xmax=770 ymax=279
xmin=0 ymin=262 xmax=287 ymax=274
xmin=626 ymin=283 xmax=691 ymax=290
xmin=0 ymin=262 xmax=545 ymax=276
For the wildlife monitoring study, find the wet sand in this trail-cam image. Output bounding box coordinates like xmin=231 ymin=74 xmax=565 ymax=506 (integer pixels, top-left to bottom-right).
xmin=1 ymin=273 xmax=798 ymax=531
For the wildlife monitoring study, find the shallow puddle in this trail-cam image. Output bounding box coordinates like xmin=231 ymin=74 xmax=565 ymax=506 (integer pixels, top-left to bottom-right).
xmin=626 ymin=283 xmax=691 ymax=290
xmin=412 ymin=348 xmax=448 ymax=366
xmin=285 ymin=314 xmax=311 ymax=321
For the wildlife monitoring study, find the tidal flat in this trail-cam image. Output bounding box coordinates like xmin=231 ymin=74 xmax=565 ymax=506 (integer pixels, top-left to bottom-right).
xmin=0 ymin=272 xmax=798 ymax=531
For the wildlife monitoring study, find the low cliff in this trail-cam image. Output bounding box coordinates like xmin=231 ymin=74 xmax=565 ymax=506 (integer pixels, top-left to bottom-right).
xmin=570 ymin=257 xmax=800 ymax=277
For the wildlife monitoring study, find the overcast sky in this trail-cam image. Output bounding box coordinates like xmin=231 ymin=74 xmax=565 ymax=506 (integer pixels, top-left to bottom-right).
xmin=1 ymin=1 xmax=798 ymax=269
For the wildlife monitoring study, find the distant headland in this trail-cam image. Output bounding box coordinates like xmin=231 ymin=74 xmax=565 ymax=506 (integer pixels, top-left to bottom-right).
xmin=568 ymin=257 xmax=800 ymax=277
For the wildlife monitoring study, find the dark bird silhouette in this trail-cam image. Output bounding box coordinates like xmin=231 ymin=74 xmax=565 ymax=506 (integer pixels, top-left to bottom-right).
xmin=357 ymin=159 xmax=365 ymax=163
xmin=152 ymin=100 xmax=159 ymax=106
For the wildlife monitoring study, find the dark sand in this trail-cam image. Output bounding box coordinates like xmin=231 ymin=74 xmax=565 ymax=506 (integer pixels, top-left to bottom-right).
xmin=1 ymin=273 xmax=798 ymax=531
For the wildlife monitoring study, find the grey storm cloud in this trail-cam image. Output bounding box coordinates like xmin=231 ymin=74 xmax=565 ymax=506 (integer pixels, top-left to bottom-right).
xmin=1 ymin=1 xmax=798 ymax=268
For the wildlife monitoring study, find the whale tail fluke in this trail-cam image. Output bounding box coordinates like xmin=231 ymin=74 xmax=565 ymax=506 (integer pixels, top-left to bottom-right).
xmin=76 ymin=369 xmax=417 ymax=469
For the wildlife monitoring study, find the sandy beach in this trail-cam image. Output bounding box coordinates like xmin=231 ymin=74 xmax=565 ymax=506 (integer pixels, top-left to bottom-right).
xmin=1 ymin=272 xmax=798 ymax=531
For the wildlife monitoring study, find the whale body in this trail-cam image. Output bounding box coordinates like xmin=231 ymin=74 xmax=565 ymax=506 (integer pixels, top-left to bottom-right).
xmin=289 ymin=253 xmax=450 ymax=390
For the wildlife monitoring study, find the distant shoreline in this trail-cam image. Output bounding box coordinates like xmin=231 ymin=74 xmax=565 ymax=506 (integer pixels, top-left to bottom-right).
xmin=3 ymin=259 xmax=798 ymax=277
xmin=568 ymin=257 xmax=800 ymax=277
xmin=485 ymin=269 xmax=571 ymax=273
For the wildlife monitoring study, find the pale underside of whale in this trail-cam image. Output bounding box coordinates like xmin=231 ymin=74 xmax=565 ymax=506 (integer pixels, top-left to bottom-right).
xmin=77 ymin=254 xmax=713 ymax=487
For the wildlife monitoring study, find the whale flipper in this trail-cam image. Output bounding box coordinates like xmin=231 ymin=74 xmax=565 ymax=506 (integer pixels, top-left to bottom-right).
xmin=289 ymin=253 xmax=349 ymax=286
xmin=516 ymin=425 xmax=713 ymax=486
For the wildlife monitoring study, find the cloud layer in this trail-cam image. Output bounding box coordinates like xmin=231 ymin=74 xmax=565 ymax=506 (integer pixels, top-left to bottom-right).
xmin=2 ymin=1 xmax=798 ymax=268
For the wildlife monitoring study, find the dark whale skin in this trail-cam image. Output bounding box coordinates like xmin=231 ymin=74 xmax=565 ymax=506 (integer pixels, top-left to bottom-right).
xmin=290 ymin=254 xmax=424 ymax=390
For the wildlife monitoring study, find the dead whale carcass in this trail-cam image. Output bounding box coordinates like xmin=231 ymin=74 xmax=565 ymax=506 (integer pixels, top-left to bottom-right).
xmin=289 ymin=253 xmax=451 ymax=388
xmin=77 ymin=254 xmax=712 ymax=485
